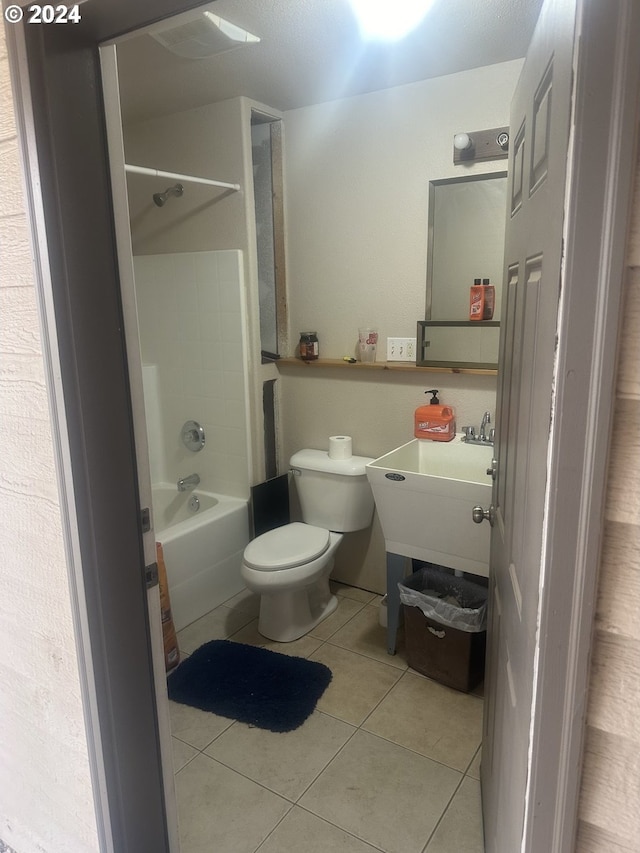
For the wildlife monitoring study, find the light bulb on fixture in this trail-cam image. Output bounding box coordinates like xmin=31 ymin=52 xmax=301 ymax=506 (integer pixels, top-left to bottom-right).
xmin=453 ymin=133 xmax=474 ymax=152
xmin=453 ymin=126 xmax=509 ymax=164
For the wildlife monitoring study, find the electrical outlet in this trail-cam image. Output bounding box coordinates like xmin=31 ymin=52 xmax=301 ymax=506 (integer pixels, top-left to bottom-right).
xmin=386 ymin=337 xmax=417 ymax=361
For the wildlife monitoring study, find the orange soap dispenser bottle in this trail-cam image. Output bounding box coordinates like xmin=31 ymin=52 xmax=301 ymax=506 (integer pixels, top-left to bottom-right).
xmin=414 ymin=389 xmax=456 ymax=442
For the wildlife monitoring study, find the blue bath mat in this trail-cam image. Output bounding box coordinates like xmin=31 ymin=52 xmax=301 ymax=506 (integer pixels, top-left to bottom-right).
xmin=167 ymin=640 xmax=332 ymax=733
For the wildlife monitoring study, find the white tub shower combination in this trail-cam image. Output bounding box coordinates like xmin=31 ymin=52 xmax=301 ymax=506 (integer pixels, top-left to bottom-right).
xmin=153 ymin=485 xmax=249 ymax=631
xmin=134 ymin=250 xmax=252 ymax=632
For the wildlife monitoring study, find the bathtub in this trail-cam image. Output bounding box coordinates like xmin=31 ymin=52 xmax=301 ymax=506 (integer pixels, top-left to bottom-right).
xmin=152 ymin=484 xmax=250 ymax=632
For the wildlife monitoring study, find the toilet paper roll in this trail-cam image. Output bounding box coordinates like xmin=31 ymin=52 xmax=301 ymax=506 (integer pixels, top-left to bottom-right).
xmin=328 ymin=435 xmax=353 ymax=460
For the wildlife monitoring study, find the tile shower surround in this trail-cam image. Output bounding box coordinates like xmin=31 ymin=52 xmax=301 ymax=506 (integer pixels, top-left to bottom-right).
xmin=133 ymin=250 xmax=250 ymax=499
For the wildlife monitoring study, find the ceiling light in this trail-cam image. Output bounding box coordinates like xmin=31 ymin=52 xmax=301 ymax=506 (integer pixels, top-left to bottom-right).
xmin=348 ymin=0 xmax=436 ymax=42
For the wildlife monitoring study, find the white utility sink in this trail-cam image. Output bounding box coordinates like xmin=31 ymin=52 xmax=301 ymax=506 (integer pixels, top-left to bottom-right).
xmin=366 ymin=436 xmax=493 ymax=577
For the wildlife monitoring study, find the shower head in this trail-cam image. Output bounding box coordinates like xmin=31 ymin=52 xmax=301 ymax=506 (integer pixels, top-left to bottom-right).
xmin=153 ymin=183 xmax=184 ymax=207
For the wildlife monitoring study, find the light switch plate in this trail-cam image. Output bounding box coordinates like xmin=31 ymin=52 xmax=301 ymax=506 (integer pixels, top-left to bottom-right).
xmin=387 ymin=337 xmax=417 ymax=361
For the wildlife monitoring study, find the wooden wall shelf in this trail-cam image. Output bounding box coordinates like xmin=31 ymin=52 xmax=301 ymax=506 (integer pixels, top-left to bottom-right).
xmin=276 ymin=357 xmax=497 ymax=376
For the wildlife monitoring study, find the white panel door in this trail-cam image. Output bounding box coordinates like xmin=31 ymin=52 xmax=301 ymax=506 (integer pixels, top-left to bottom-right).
xmin=481 ymin=1 xmax=577 ymax=850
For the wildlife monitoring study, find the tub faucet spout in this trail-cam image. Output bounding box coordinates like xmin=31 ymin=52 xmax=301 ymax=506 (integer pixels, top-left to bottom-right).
xmin=177 ymin=473 xmax=200 ymax=492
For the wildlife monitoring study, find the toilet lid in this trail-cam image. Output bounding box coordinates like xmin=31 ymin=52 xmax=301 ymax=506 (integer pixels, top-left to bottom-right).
xmin=244 ymin=522 xmax=331 ymax=571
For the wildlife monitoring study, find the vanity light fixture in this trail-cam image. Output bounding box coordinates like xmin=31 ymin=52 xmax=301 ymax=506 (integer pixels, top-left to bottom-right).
xmin=453 ymin=127 xmax=510 ymax=164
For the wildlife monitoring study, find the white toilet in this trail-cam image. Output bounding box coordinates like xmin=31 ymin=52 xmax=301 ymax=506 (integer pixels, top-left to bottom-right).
xmin=241 ymin=449 xmax=375 ymax=642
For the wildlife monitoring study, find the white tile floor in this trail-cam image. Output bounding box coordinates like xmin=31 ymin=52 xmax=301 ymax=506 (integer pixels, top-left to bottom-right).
xmin=170 ymin=583 xmax=485 ymax=853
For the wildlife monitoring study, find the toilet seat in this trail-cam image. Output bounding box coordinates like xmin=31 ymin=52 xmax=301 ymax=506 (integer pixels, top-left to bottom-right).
xmin=244 ymin=522 xmax=330 ymax=571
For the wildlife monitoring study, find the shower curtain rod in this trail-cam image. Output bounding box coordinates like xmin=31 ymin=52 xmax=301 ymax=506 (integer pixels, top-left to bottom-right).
xmin=125 ymin=163 xmax=240 ymax=192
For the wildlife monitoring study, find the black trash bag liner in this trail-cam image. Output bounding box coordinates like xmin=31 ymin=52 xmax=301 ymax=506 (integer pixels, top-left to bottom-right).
xmin=399 ymin=566 xmax=487 ymax=632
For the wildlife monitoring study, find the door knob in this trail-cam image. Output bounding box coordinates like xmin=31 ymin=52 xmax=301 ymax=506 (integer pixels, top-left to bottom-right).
xmin=487 ymin=458 xmax=498 ymax=480
xmin=472 ymin=504 xmax=496 ymax=526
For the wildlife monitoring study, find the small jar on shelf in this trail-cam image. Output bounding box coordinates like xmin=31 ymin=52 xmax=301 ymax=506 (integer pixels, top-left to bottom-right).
xmin=299 ymin=331 xmax=319 ymax=361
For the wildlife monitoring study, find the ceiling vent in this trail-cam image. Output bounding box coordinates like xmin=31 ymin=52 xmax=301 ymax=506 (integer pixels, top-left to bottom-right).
xmin=150 ymin=11 xmax=260 ymax=60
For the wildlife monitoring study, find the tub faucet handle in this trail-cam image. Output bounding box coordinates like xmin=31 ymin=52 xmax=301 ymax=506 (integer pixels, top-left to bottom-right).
xmin=181 ymin=420 xmax=205 ymax=452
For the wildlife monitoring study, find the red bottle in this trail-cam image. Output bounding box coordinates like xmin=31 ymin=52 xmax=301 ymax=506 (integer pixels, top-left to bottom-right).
xmin=469 ymin=278 xmax=484 ymax=320
xmin=470 ymin=277 xmax=495 ymax=320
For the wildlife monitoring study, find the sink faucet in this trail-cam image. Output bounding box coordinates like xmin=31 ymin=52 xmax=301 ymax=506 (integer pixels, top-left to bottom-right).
xmin=462 ymin=412 xmax=494 ymax=445
xmin=177 ymin=473 xmax=200 ymax=492
xmin=479 ymin=411 xmax=491 ymax=441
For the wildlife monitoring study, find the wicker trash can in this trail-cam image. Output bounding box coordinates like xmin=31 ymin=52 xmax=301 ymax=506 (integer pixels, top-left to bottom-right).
xmin=399 ymin=566 xmax=487 ymax=693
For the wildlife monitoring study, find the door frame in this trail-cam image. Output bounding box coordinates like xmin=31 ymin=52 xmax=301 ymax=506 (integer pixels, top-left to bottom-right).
xmin=523 ymin=1 xmax=640 ymax=848
xmin=4 ymin=0 xmax=639 ymax=850
xmin=2 ymin=2 xmax=209 ymax=850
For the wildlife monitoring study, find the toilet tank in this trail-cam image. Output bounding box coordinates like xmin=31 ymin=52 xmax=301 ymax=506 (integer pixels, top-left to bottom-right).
xmin=290 ymin=449 xmax=375 ymax=532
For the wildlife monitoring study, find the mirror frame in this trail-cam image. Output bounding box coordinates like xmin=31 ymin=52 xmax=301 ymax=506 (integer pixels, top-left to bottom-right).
xmin=417 ymin=320 xmax=500 ymax=370
xmin=422 ymin=171 xmax=506 ymax=371
xmin=425 ymin=170 xmax=507 ymax=319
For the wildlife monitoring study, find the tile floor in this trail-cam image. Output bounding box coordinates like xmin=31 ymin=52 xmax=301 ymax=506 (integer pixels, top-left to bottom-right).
xmin=169 ymin=582 xmax=485 ymax=853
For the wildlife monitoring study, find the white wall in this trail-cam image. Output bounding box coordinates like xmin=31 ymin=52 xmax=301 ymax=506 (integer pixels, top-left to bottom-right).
xmin=0 ymin=20 xmax=99 ymax=853
xmin=280 ymin=60 xmax=522 ymax=591
xmin=282 ymin=60 xmax=522 ymax=355
xmin=134 ymin=250 xmax=250 ymax=498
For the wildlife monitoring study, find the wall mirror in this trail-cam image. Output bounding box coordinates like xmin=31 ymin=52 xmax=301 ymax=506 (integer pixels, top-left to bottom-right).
xmin=419 ymin=172 xmax=507 ymax=369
